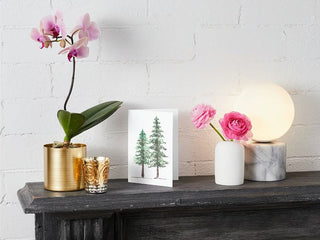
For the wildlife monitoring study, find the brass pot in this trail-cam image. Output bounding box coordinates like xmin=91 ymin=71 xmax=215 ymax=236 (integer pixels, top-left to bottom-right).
xmin=44 ymin=143 xmax=86 ymax=191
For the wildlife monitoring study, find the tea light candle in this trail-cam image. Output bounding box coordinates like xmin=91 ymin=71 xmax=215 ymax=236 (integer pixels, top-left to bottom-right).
xmin=82 ymin=156 xmax=110 ymax=193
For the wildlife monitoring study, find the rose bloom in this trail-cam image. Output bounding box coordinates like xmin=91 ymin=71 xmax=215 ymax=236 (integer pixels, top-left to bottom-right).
xmin=191 ymin=104 xmax=216 ymax=129
xmin=219 ymin=111 xmax=252 ymax=141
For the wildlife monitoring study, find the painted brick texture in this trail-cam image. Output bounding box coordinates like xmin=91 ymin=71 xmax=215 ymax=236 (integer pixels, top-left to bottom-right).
xmin=1 ymin=0 xmax=320 ymax=239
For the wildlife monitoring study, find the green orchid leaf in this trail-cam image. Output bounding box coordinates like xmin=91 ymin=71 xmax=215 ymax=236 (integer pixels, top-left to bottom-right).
xmin=70 ymin=101 xmax=122 ymax=138
xmin=81 ymin=101 xmax=120 ymax=120
xmin=57 ymin=110 xmax=85 ymax=141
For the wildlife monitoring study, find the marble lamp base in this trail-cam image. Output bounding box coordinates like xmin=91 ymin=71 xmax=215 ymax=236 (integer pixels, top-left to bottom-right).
xmin=244 ymin=141 xmax=286 ymax=181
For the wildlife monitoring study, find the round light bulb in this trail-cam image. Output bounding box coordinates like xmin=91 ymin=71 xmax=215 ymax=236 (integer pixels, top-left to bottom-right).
xmin=236 ymin=83 xmax=295 ymax=142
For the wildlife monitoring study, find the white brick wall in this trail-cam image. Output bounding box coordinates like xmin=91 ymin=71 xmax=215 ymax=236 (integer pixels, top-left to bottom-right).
xmin=1 ymin=0 xmax=320 ymax=239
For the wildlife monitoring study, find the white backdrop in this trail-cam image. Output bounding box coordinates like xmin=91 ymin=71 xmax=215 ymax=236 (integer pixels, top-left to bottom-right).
xmin=1 ymin=0 xmax=320 ymax=239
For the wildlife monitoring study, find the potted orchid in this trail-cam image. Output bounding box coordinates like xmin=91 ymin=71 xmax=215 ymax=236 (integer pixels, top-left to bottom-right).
xmin=191 ymin=104 xmax=252 ymax=186
xmin=31 ymin=11 xmax=122 ymax=191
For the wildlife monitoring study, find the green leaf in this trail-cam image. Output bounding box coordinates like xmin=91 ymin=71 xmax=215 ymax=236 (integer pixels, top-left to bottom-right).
xmin=57 ymin=110 xmax=85 ymax=141
xmin=69 ymin=101 xmax=122 ymax=138
xmin=81 ymin=101 xmax=120 ymax=119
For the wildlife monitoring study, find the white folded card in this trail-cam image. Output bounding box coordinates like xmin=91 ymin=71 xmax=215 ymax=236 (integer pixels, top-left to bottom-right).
xmin=128 ymin=109 xmax=179 ymax=187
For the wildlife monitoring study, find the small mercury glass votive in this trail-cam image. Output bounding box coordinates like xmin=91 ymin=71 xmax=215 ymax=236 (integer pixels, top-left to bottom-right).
xmin=82 ymin=156 xmax=110 ymax=194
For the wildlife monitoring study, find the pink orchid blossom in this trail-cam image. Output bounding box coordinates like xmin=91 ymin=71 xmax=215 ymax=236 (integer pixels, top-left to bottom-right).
xmin=59 ymin=38 xmax=89 ymax=61
xmin=219 ymin=111 xmax=253 ymax=141
xmin=30 ymin=26 xmax=52 ymax=49
xmin=41 ymin=10 xmax=66 ymax=39
xmin=191 ymin=104 xmax=216 ymax=129
xmin=31 ymin=11 xmax=100 ymax=113
xmin=73 ymin=13 xmax=99 ymax=41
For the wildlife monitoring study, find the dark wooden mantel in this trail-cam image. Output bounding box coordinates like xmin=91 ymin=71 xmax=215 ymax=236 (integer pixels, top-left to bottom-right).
xmin=18 ymin=172 xmax=320 ymax=240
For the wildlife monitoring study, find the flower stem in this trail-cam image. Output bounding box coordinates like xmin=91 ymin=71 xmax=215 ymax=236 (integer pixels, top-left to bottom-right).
xmin=63 ymin=35 xmax=76 ymax=111
xmin=63 ymin=57 xmax=76 ymax=111
xmin=65 ymin=38 xmax=72 ymax=45
xmin=209 ymin=123 xmax=226 ymax=141
xmin=71 ymin=28 xmax=82 ymax=38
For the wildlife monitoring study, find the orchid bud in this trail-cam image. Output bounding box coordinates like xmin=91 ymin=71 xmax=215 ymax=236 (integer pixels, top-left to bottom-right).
xmin=60 ymin=39 xmax=66 ymax=48
xmin=44 ymin=41 xmax=51 ymax=48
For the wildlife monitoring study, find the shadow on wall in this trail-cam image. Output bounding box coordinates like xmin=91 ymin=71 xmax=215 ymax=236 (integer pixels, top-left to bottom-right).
xmin=281 ymin=93 xmax=320 ymax=142
xmin=99 ymin=23 xmax=153 ymax=62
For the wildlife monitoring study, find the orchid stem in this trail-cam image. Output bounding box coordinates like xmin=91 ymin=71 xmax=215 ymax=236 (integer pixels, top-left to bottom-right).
xmin=71 ymin=29 xmax=81 ymax=38
xmin=63 ymin=36 xmax=75 ymax=111
xmin=63 ymin=57 xmax=75 ymax=111
xmin=209 ymin=123 xmax=226 ymax=141
xmin=65 ymin=38 xmax=72 ymax=45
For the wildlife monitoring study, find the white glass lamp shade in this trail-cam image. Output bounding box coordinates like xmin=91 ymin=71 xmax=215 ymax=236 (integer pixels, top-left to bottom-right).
xmin=236 ymin=83 xmax=295 ymax=142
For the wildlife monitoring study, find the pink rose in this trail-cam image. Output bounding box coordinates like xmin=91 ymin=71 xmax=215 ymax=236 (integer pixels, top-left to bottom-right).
xmin=191 ymin=104 xmax=216 ymax=129
xmin=219 ymin=111 xmax=252 ymax=141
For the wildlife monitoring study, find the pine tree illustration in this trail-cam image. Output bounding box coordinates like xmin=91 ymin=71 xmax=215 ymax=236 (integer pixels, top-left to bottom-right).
xmin=149 ymin=116 xmax=168 ymax=179
xmin=134 ymin=129 xmax=150 ymax=178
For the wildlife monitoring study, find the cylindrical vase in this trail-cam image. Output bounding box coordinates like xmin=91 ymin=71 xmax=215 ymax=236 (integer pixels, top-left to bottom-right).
xmin=215 ymin=141 xmax=244 ymax=186
xmin=44 ymin=143 xmax=86 ymax=191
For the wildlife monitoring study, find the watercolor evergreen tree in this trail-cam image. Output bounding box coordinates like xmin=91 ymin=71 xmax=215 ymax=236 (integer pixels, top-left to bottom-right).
xmin=134 ymin=129 xmax=150 ymax=178
xmin=149 ymin=116 xmax=168 ymax=179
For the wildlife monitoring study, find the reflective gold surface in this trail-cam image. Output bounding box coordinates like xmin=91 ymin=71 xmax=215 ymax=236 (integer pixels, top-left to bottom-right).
xmin=82 ymin=156 xmax=110 ymax=193
xmin=44 ymin=144 xmax=86 ymax=191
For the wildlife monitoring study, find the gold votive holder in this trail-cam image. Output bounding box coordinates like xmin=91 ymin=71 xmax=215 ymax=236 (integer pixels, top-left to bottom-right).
xmin=82 ymin=156 xmax=110 ymax=194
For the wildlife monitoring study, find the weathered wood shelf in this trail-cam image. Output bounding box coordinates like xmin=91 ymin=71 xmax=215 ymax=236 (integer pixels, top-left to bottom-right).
xmin=18 ymin=172 xmax=320 ymax=240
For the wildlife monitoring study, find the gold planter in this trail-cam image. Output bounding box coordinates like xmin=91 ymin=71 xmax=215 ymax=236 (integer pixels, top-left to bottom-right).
xmin=44 ymin=143 xmax=86 ymax=191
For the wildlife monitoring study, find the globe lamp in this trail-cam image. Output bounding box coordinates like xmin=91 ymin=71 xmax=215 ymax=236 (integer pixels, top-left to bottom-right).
xmin=236 ymin=83 xmax=295 ymax=181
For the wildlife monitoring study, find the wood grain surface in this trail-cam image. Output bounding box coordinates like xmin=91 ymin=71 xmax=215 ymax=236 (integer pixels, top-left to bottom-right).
xmin=17 ymin=172 xmax=320 ymax=239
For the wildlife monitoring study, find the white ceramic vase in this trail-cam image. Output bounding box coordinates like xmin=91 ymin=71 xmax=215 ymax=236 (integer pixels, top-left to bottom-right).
xmin=215 ymin=141 xmax=244 ymax=186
